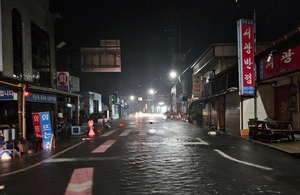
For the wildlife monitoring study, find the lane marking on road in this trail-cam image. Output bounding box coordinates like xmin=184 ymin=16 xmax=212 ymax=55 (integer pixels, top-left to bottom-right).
xmin=139 ymin=130 xmax=147 ymax=136
xmin=43 ymin=156 xmax=120 ymax=163
xmin=0 ymin=140 xmax=85 ymax=178
xmin=119 ymin=129 xmax=131 ymax=136
xmin=100 ymin=130 xmax=117 ymax=137
xmin=65 ymin=167 xmax=93 ymax=195
xmin=214 ymin=149 xmax=273 ymax=171
xmin=92 ymin=140 xmax=116 ymax=153
xmin=196 ymin=138 xmax=209 ymax=145
xmin=183 ymin=142 xmax=207 ymax=145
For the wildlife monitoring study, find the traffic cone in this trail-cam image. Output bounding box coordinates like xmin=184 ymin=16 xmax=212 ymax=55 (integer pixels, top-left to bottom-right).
xmin=88 ymin=120 xmax=95 ymax=137
xmin=88 ymin=127 xmax=95 ymax=136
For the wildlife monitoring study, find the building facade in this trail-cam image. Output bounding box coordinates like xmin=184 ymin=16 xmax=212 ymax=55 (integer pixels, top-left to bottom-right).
xmin=254 ymin=28 xmax=300 ymax=131
xmin=0 ymin=0 xmax=80 ymax=142
xmin=190 ymin=43 xmax=267 ymax=135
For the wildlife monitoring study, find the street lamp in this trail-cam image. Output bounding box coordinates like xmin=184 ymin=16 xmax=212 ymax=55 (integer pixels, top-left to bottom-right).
xmin=267 ymin=50 xmax=277 ymax=63
xmin=170 ymin=70 xmax=177 ymax=79
xmin=149 ymin=89 xmax=155 ymax=94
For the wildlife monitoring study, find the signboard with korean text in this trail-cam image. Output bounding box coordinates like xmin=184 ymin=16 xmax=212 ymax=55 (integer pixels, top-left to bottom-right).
xmin=31 ymin=112 xmax=53 ymax=150
xmin=237 ymin=19 xmax=255 ymax=96
xmin=57 ymin=71 xmax=70 ymax=92
xmin=260 ymin=45 xmax=300 ymax=80
xmin=0 ymin=86 xmax=17 ymax=100
xmin=32 ymin=113 xmax=42 ymax=138
xmin=39 ymin=112 xmax=53 ymax=150
xmin=26 ymin=92 xmax=57 ymax=104
xmin=193 ymin=74 xmax=201 ymax=98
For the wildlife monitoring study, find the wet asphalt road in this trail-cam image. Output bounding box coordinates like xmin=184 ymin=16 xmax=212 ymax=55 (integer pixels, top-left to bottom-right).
xmin=1 ymin=113 xmax=300 ymax=195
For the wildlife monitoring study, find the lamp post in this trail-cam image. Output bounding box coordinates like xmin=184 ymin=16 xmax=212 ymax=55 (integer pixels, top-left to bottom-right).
xmin=148 ymin=89 xmax=155 ymax=113
xmin=170 ymin=70 xmax=177 ymax=79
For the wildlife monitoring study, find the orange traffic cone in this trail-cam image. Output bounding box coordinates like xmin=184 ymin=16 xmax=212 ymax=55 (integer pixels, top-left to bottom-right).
xmin=88 ymin=119 xmax=95 ymax=137
xmin=118 ymin=123 xmax=125 ymax=127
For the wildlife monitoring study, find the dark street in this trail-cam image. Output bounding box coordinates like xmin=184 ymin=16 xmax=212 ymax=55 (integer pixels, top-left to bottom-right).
xmin=1 ymin=115 xmax=300 ymax=195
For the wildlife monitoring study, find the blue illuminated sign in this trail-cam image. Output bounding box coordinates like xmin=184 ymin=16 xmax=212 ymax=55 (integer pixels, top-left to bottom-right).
xmin=39 ymin=111 xmax=52 ymax=150
xmin=26 ymin=92 xmax=57 ymax=104
xmin=0 ymin=86 xmax=14 ymax=100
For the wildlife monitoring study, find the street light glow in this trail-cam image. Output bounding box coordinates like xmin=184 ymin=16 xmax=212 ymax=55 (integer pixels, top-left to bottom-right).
xmin=170 ymin=70 xmax=177 ymax=78
xmin=149 ymin=89 xmax=154 ymax=94
xmin=130 ymin=95 xmax=135 ymax=100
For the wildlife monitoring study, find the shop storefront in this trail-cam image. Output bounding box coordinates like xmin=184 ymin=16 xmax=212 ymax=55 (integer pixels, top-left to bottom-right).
xmin=256 ymin=40 xmax=300 ymax=129
xmin=0 ymin=81 xmax=80 ymax=142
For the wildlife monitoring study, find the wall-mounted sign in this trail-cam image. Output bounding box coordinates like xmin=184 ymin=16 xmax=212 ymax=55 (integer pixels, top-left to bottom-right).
xmin=0 ymin=86 xmax=17 ymax=100
xmin=57 ymin=71 xmax=69 ymax=92
xmin=192 ymin=74 xmax=201 ymax=98
xmin=237 ymin=19 xmax=255 ymax=96
xmin=26 ymin=92 xmax=57 ymax=104
xmin=260 ymin=44 xmax=300 ymax=80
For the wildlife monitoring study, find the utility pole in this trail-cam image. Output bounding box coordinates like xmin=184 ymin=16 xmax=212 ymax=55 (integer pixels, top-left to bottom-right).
xmin=253 ymin=9 xmax=257 ymax=120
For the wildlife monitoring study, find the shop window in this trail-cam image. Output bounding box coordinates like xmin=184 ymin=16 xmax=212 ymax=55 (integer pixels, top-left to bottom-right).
xmin=12 ymin=8 xmax=23 ymax=79
xmin=31 ymin=22 xmax=51 ymax=87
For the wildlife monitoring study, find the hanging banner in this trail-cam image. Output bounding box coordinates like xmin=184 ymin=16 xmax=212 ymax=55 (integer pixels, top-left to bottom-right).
xmin=192 ymin=74 xmax=201 ymax=98
xmin=237 ymin=19 xmax=255 ymax=96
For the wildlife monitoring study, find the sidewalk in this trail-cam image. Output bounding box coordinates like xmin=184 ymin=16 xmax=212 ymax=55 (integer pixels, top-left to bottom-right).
xmin=173 ymin=117 xmax=300 ymax=157
xmin=239 ymin=134 xmax=300 ymax=157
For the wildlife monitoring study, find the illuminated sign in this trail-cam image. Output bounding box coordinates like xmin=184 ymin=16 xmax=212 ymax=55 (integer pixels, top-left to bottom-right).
xmin=32 ymin=112 xmax=53 ymax=150
xmin=26 ymin=92 xmax=57 ymax=104
xmin=193 ymin=74 xmax=201 ymax=97
xmin=237 ymin=19 xmax=255 ymax=96
xmin=0 ymin=86 xmax=16 ymax=100
xmin=260 ymin=45 xmax=300 ymax=80
xmin=57 ymin=71 xmax=69 ymax=92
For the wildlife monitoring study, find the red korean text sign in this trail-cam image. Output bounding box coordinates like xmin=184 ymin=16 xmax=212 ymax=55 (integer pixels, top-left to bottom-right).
xmin=32 ymin=113 xmax=42 ymax=138
xmin=260 ymin=45 xmax=300 ymax=80
xmin=237 ymin=19 xmax=255 ymax=96
xmin=56 ymin=71 xmax=69 ymax=92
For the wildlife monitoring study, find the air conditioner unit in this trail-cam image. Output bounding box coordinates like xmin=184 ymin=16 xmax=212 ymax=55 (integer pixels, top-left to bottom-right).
xmin=71 ymin=126 xmax=84 ymax=135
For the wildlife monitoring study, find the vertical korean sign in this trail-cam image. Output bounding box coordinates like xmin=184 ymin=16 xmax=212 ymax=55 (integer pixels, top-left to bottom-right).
xmin=32 ymin=112 xmax=52 ymax=149
xmin=193 ymin=74 xmax=201 ymax=98
xmin=237 ymin=19 xmax=255 ymax=96
xmin=39 ymin=111 xmax=53 ymax=150
xmin=32 ymin=113 xmax=42 ymax=138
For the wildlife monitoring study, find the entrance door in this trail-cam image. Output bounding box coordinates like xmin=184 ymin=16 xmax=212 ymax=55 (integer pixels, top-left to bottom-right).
xmin=274 ymin=85 xmax=292 ymax=121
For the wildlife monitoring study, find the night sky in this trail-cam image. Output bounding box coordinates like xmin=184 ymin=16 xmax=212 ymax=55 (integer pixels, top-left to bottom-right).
xmin=50 ymin=0 xmax=300 ymax=99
